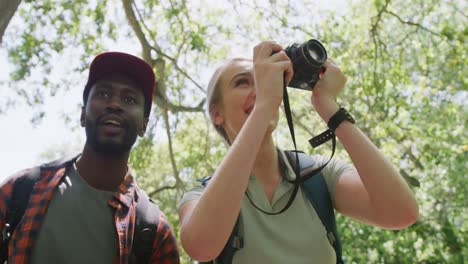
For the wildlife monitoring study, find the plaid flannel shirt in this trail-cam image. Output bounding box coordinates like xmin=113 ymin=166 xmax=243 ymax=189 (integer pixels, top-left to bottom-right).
xmin=0 ymin=156 xmax=180 ymax=264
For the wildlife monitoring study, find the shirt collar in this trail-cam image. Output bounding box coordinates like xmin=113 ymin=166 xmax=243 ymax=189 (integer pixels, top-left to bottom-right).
xmin=112 ymin=168 xmax=138 ymax=208
xmin=248 ymin=150 xmax=297 ymax=182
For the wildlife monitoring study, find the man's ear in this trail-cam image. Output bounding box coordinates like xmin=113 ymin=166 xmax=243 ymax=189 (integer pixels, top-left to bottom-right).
xmin=80 ymin=106 xmax=86 ymax=127
xmin=138 ymin=117 xmax=149 ymax=137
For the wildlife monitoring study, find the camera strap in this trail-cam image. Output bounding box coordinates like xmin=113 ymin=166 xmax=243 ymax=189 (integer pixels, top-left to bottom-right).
xmin=245 ymin=80 xmax=301 ymax=215
xmin=245 ymin=79 xmax=336 ymax=215
xmin=281 ymin=82 xmax=337 ymax=188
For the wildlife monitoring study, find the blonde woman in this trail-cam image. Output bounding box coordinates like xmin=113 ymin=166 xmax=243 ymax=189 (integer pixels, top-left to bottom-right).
xmin=178 ymin=41 xmax=418 ymax=263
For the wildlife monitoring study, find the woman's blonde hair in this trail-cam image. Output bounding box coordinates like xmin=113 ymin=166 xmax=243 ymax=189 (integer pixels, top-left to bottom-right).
xmin=205 ymin=57 xmax=251 ymax=145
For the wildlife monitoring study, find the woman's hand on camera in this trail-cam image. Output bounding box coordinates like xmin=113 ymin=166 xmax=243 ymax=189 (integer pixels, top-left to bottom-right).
xmin=311 ymin=59 xmax=347 ymax=121
xmin=253 ymin=41 xmax=293 ymax=116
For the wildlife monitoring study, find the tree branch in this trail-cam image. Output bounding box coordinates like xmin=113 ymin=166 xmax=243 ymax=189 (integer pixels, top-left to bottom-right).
xmin=130 ymin=0 xmax=162 ymax=52
xmin=168 ymin=0 xmax=188 ymax=59
xmin=384 ymin=10 xmax=442 ymax=38
xmin=121 ymin=0 xmax=152 ymax=63
xmin=395 ymin=28 xmax=419 ymax=46
xmin=400 ymin=170 xmax=421 ymax=187
xmin=370 ymin=0 xmax=391 ymax=35
xmin=121 ymin=0 xmax=204 ymax=113
xmin=405 ymin=148 xmax=425 ymax=170
xmin=131 ymin=0 xmax=205 ymax=93
xmin=232 ymin=1 xmax=315 ymax=37
xmin=369 ymin=0 xmax=392 ymax=100
xmin=162 ymin=109 xmax=183 ymax=187
xmin=149 ymin=184 xmax=177 ymax=196
xmin=291 ymin=111 xmax=315 ymax=136
xmin=0 ymin=0 xmax=22 ymax=43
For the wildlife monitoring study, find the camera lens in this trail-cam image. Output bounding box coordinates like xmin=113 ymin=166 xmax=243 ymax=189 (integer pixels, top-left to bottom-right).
xmin=302 ymin=40 xmax=326 ymax=66
xmin=308 ymin=49 xmax=319 ymax=61
xmin=284 ymin=39 xmax=327 ymax=90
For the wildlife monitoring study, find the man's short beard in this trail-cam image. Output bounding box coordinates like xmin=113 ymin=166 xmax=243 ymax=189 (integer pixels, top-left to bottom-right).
xmin=85 ymin=119 xmax=137 ymax=156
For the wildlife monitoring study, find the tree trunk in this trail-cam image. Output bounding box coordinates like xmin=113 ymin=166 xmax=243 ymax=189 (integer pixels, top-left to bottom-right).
xmin=0 ymin=0 xmax=22 ymax=43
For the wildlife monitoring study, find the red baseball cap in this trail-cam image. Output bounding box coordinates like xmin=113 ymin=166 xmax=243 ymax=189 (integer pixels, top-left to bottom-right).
xmin=83 ymin=52 xmax=155 ymax=117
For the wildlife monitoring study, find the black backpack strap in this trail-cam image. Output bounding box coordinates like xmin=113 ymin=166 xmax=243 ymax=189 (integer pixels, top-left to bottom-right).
xmin=216 ymin=215 xmax=242 ymax=264
xmin=302 ymin=174 xmax=343 ymax=263
xmin=0 ymin=166 xmax=41 ymax=263
xmin=0 ymin=154 xmax=79 ymax=263
xmin=196 ymin=177 xmax=244 ymax=264
xmin=130 ymin=189 xmax=160 ymax=264
xmin=285 ymin=150 xmax=343 ymax=264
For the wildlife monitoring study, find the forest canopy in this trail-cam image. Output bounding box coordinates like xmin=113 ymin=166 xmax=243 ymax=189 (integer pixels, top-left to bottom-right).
xmin=1 ymin=0 xmax=466 ymax=262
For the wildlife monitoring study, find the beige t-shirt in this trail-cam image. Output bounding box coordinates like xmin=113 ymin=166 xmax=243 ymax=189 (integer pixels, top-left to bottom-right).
xmin=179 ymin=150 xmax=354 ymax=264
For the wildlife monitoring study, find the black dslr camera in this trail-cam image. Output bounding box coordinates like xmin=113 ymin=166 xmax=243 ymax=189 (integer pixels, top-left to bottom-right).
xmin=284 ymin=39 xmax=327 ymax=91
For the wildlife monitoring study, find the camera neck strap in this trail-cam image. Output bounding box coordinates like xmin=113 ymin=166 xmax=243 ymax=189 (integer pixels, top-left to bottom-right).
xmin=282 ymin=83 xmax=337 ymax=183
xmin=245 ymin=79 xmax=336 ymax=215
xmin=245 ymin=80 xmax=301 ymax=215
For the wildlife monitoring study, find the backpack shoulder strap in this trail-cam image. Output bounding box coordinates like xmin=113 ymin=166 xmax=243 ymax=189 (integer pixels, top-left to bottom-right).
xmin=285 ymin=150 xmax=344 ymax=264
xmin=131 ymin=189 xmax=160 ymax=264
xmin=216 ymin=216 xmax=242 ymax=264
xmin=8 ymin=167 xmax=41 ymax=230
xmin=197 ymin=176 xmax=243 ymax=264
xmin=0 ymin=166 xmax=41 ymax=263
xmin=0 ymin=154 xmax=80 ymax=262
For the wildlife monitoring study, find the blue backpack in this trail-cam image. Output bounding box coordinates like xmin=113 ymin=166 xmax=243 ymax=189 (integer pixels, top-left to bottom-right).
xmin=199 ymin=150 xmax=344 ymax=264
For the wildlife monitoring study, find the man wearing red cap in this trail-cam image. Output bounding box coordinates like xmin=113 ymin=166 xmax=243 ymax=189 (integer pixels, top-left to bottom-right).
xmin=0 ymin=52 xmax=180 ymax=263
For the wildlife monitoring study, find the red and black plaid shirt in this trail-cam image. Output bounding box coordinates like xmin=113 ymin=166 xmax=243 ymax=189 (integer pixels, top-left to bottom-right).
xmin=0 ymin=156 xmax=180 ymax=264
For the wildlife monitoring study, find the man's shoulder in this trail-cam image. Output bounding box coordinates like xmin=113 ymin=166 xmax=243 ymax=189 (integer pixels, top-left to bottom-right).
xmin=40 ymin=154 xmax=80 ymax=169
xmin=2 ymin=166 xmax=39 ymax=187
xmin=135 ymin=188 xmax=157 ymax=205
xmin=135 ymin=188 xmax=161 ymax=221
xmin=2 ymin=154 xmax=80 ymax=190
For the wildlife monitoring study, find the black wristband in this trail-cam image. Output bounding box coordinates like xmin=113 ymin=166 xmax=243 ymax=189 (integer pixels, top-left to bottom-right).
xmin=327 ymin=108 xmax=355 ymax=132
xmin=309 ymin=129 xmax=334 ymax=148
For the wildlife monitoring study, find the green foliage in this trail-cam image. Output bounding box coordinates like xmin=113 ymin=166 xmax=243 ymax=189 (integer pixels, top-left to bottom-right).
xmin=2 ymin=0 xmax=467 ymax=262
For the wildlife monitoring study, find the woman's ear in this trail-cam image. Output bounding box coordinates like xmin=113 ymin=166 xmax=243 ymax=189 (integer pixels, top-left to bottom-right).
xmin=211 ymin=107 xmax=224 ymax=126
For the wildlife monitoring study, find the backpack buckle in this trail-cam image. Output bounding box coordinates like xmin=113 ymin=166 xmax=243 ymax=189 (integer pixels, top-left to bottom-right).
xmin=1 ymin=223 xmax=11 ymax=242
xmin=232 ymin=235 xmax=244 ymax=249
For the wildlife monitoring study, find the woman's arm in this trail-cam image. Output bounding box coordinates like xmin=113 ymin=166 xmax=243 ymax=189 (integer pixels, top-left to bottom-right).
xmin=312 ymin=60 xmax=419 ymax=229
xmin=179 ymin=108 xmax=275 ymax=261
xmin=179 ymin=41 xmax=293 ymax=261
xmin=334 ymin=123 xmax=418 ymax=229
